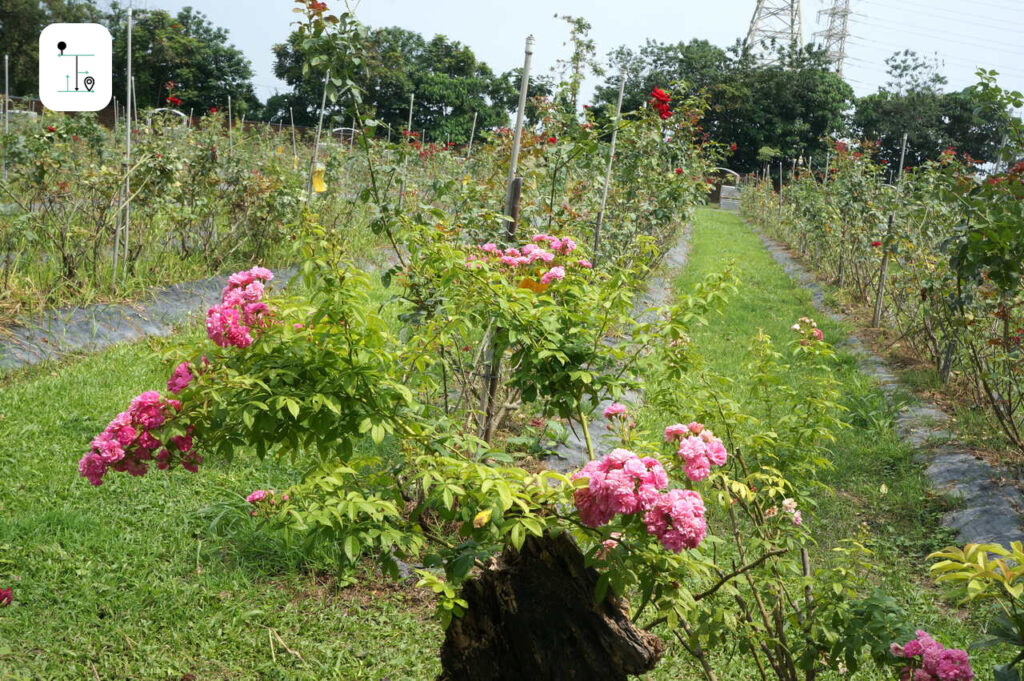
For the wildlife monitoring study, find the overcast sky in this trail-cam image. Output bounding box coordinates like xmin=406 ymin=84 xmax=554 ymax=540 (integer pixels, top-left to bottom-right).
xmin=130 ymin=0 xmax=1024 ymax=105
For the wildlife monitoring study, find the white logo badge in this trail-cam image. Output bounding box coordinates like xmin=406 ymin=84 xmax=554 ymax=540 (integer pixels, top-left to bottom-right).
xmin=39 ymin=23 xmax=112 ymax=112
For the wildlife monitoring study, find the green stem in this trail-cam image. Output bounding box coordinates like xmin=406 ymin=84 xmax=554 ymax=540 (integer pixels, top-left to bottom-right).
xmin=580 ymin=407 xmax=595 ymax=461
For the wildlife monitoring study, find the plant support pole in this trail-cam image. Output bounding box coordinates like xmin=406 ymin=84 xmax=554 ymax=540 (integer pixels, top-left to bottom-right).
xmin=504 ymin=35 xmax=534 ymax=232
xmin=227 ymin=95 xmax=232 ymax=157
xmin=398 ymin=93 xmax=414 ymax=210
xmin=289 ymin=107 xmax=297 ymax=164
xmin=593 ymin=72 xmax=625 ymax=266
xmin=466 ymin=111 xmax=477 ymax=159
xmin=871 ymin=214 xmax=894 ymax=327
xmin=115 ymin=5 xmax=133 ymax=283
xmin=480 ymin=35 xmax=534 ymax=442
xmin=306 ymin=69 xmax=330 ymax=204
xmin=3 ymin=54 xmax=8 ymax=181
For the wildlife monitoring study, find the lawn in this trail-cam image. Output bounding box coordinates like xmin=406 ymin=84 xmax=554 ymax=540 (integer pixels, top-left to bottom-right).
xmin=0 ymin=207 xmax=999 ymax=679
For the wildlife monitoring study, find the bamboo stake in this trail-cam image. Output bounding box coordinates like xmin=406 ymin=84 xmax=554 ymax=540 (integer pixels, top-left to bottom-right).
xmin=504 ymin=35 xmax=534 ymax=224
xmin=480 ymin=35 xmax=534 ymax=442
xmin=593 ymin=72 xmax=625 ymax=266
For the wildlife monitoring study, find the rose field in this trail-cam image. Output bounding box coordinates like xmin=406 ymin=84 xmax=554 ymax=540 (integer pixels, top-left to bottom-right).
xmin=1 ymin=1 xmax=1024 ymax=680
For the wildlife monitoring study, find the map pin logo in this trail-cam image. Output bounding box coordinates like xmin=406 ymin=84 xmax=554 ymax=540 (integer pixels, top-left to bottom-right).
xmin=84 ymin=75 xmax=95 ymax=91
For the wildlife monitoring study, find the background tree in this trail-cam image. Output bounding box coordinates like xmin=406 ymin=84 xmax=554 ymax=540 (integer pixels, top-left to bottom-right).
xmin=0 ymin=0 xmax=103 ymax=97
xmin=106 ymin=3 xmax=259 ymax=116
xmin=269 ymin=25 xmax=521 ymax=139
xmin=852 ymin=51 xmax=1013 ymax=167
xmin=592 ymin=42 xmax=852 ymax=173
xmin=592 ymin=39 xmax=729 ymax=115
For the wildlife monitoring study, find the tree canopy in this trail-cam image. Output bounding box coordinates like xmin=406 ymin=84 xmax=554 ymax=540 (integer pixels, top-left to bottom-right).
xmin=0 ymin=0 xmax=103 ymax=97
xmin=106 ymin=4 xmax=259 ymax=116
xmin=268 ymin=25 xmax=519 ymax=139
xmin=592 ymin=42 xmax=853 ymax=173
xmin=851 ymin=51 xmax=1012 ymax=167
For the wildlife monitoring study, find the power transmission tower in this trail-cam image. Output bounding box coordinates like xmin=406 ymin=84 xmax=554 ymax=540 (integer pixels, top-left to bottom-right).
xmin=814 ymin=0 xmax=851 ymax=77
xmin=745 ymin=0 xmax=803 ymax=61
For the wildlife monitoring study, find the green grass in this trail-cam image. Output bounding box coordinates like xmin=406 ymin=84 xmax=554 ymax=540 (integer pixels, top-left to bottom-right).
xmin=0 ymin=340 xmax=439 ymax=679
xmin=0 ymin=207 xmax=1002 ymax=679
xmin=641 ymin=208 xmax=998 ymax=679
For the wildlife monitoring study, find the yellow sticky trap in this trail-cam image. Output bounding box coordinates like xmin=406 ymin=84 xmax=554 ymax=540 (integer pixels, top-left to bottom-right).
xmin=311 ymin=165 xmax=327 ymax=193
xmin=518 ymin=277 xmax=549 ymax=294
xmin=276 ymin=146 xmax=284 ymax=155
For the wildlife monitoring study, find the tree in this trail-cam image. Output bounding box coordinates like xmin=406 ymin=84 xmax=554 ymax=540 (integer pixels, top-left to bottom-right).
xmin=268 ymin=25 xmax=517 ymax=140
xmin=0 ymin=0 xmax=103 ymax=97
xmin=106 ymin=4 xmax=259 ymax=116
xmin=852 ymin=51 xmax=1013 ymax=167
xmin=592 ymin=39 xmax=729 ymax=115
xmin=592 ymin=42 xmax=853 ymax=173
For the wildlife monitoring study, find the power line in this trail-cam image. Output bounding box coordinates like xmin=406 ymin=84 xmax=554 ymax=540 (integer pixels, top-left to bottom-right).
xmin=856 ymin=0 xmax=1024 ymax=33
xmin=848 ymin=15 xmax=1024 ymax=54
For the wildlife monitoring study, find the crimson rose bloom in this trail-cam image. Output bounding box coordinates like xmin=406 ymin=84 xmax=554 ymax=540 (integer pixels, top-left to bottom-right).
xmin=871 ymin=241 xmax=882 ymax=247
xmin=0 ymin=588 xmax=11 ymax=607
xmin=547 ymin=136 xmax=557 ymax=144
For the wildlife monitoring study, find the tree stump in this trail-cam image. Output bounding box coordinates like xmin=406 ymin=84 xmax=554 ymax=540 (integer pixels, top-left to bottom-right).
xmin=438 ymin=532 xmax=665 ymax=681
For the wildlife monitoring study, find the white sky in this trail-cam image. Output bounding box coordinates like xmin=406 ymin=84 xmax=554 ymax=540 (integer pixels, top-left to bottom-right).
xmin=132 ymin=0 xmax=1024 ymax=104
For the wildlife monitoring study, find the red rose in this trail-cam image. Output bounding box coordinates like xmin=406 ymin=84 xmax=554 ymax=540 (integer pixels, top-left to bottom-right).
xmin=675 ymin=167 xmax=683 ymax=174
xmin=0 ymin=588 xmax=10 ymax=607
xmin=46 ymin=125 xmax=56 ymax=132
xmin=209 ymin=107 xmax=218 ymax=114
xmin=730 ymin=142 xmax=737 ymax=151
xmin=871 ymin=241 xmax=882 ymax=247
xmin=547 ymin=136 xmax=557 ymax=144
xmin=649 ymin=87 xmax=670 ymax=103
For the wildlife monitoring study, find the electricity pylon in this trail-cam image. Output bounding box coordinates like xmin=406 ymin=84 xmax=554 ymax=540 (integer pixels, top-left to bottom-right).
xmin=745 ymin=0 xmax=803 ymax=61
xmin=814 ymin=0 xmax=851 ymax=77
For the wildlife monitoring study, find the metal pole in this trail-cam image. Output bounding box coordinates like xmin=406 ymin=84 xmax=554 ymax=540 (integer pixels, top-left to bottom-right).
xmin=398 ymin=93 xmax=414 ymax=209
xmin=306 ymin=69 xmax=330 ymax=204
xmin=289 ymin=106 xmax=297 ymax=164
xmin=3 ymin=54 xmax=8 ymax=181
xmin=118 ymin=5 xmax=134 ymax=283
xmin=594 ymin=73 xmax=625 ymax=265
xmin=897 ymin=132 xmax=908 ymax=183
xmin=227 ymin=95 xmax=232 ymax=157
xmin=466 ymin=111 xmax=477 ymax=158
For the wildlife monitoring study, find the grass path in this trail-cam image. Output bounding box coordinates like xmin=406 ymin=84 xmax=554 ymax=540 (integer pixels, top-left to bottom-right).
xmin=647 ymin=208 xmax=994 ymax=679
xmin=0 ymin=208 xmax=1000 ymax=679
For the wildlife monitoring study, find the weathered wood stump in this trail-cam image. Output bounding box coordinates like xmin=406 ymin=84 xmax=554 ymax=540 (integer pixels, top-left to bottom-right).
xmin=438 ymin=532 xmax=665 ymax=681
